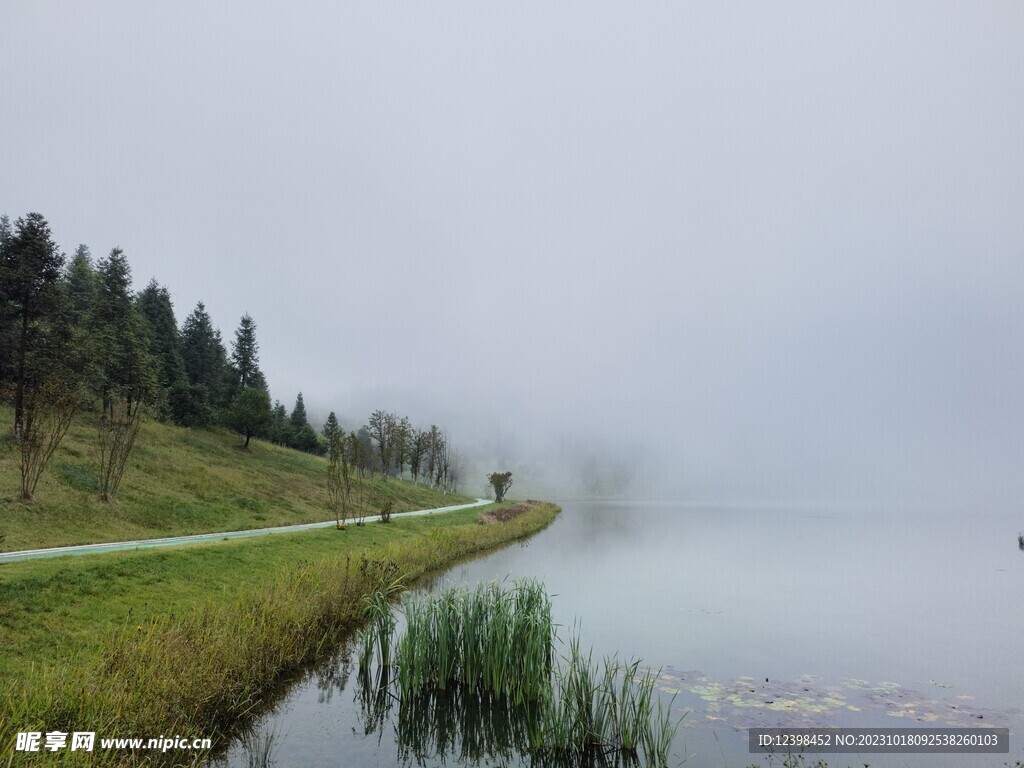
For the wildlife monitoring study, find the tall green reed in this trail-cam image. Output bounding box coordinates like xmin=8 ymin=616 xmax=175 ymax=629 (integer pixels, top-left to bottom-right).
xmin=358 ymin=578 xmax=681 ymax=767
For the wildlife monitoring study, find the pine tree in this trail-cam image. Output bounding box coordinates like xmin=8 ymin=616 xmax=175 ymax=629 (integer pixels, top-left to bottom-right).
xmin=3 ymin=217 xmax=90 ymax=500
xmin=92 ymin=248 xmax=158 ymax=501
xmin=293 ymin=424 xmax=321 ymax=454
xmin=285 ymin=392 xmax=320 ymax=453
xmin=137 ymin=279 xmax=187 ymax=422
xmin=290 ymin=392 xmax=309 ymax=430
xmin=227 ymin=385 xmax=271 ymax=448
xmin=93 ymin=248 xmax=157 ymax=415
xmin=0 ymin=213 xmax=65 ymax=434
xmin=65 ymin=245 xmax=97 ymax=328
xmin=322 ymin=411 xmax=341 ymax=442
xmin=230 ymin=313 xmax=264 ymax=390
xmin=180 ymin=301 xmax=231 ymax=424
xmin=268 ymin=400 xmax=291 ymax=445
xmin=0 ymin=215 xmax=17 ymax=388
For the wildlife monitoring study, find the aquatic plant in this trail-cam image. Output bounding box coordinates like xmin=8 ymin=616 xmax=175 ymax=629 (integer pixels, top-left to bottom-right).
xmin=356 ymin=558 xmax=404 ymax=672
xmin=359 ymin=579 xmax=680 ymax=767
xmin=395 ymin=578 xmax=554 ymax=704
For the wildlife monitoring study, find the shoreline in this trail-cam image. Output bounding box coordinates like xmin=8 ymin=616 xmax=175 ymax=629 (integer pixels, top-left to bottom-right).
xmin=0 ymin=501 xmax=560 ymax=766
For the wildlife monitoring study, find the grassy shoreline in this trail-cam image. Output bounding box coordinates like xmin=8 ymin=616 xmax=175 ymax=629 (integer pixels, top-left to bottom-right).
xmin=0 ymin=408 xmax=471 ymax=553
xmin=0 ymin=501 xmax=560 ymax=766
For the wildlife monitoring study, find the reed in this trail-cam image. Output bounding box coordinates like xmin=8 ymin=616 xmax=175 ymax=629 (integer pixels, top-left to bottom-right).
xmin=356 ymin=560 xmax=403 ymax=672
xmin=358 ymin=579 xmax=681 ymax=767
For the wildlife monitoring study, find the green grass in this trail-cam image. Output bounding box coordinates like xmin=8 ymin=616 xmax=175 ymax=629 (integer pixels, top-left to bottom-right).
xmin=0 ymin=405 xmax=471 ymax=552
xmin=0 ymin=501 xmax=560 ymax=766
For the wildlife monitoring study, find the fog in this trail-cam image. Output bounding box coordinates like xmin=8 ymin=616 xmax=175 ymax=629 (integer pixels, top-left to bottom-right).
xmin=3 ymin=2 xmax=1023 ymax=507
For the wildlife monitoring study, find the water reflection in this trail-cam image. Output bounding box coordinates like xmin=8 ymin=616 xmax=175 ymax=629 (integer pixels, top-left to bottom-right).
xmin=354 ymin=666 xmax=647 ymax=768
xmin=356 ymin=667 xmax=393 ymax=742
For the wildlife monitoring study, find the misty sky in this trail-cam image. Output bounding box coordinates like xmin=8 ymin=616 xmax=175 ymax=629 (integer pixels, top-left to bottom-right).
xmin=3 ymin=2 xmax=1023 ymax=506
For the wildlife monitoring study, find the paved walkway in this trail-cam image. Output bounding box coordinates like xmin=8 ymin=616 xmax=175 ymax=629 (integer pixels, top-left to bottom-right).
xmin=0 ymin=498 xmax=493 ymax=564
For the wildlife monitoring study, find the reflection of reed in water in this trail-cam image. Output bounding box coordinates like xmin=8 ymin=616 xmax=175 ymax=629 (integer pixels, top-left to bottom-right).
xmin=357 ymin=671 xmax=645 ymax=768
xmin=355 ymin=579 xmax=678 ymax=767
xmin=396 ymin=684 xmax=535 ymax=766
xmin=313 ymin=648 xmax=353 ymax=706
xmin=357 ymin=666 xmax=396 ymax=742
xmin=229 ymin=723 xmax=282 ymax=768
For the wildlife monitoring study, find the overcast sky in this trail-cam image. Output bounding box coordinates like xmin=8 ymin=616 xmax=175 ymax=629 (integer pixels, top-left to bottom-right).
xmin=3 ymin=2 xmax=1023 ymax=506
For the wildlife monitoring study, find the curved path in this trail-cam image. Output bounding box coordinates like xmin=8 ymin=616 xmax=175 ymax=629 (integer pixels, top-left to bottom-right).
xmin=0 ymin=498 xmax=494 ymax=564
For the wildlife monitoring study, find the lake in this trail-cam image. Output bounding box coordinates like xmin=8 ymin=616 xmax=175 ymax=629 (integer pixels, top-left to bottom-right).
xmin=213 ymin=501 xmax=1023 ymax=767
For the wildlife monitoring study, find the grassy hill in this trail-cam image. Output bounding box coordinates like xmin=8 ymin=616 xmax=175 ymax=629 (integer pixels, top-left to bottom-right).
xmin=0 ymin=407 xmax=472 ymax=552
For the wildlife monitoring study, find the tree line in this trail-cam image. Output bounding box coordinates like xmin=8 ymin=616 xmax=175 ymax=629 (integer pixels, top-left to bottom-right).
xmin=0 ymin=211 xmax=461 ymax=502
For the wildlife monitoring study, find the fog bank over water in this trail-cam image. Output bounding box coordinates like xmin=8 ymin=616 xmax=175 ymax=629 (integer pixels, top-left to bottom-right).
xmin=3 ymin=3 xmax=1023 ymax=509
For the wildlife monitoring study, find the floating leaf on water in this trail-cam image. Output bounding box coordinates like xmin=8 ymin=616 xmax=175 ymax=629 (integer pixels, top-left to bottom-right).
xmin=887 ymin=710 xmax=911 ymax=718
xmin=841 ymin=678 xmax=871 ymax=688
xmin=688 ymin=684 xmax=725 ymax=701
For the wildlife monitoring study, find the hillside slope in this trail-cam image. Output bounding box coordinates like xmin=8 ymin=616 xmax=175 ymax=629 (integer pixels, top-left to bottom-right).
xmin=0 ymin=408 xmax=472 ymax=552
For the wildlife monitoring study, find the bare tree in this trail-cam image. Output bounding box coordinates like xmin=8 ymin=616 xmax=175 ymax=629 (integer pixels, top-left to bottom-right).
xmin=348 ymin=431 xmax=372 ymax=524
xmin=327 ymin=427 xmax=351 ymax=528
xmin=14 ymin=378 xmax=81 ymax=501
xmin=96 ymin=397 xmax=145 ymax=502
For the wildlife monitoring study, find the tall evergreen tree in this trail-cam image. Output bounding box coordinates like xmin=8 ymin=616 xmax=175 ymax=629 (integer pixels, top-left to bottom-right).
xmin=137 ymin=279 xmax=187 ymax=421
xmin=322 ymin=411 xmax=341 ymax=442
xmin=230 ymin=313 xmax=264 ymax=390
xmin=91 ymin=248 xmax=157 ymax=501
xmin=286 ymin=393 xmax=319 ymax=453
xmin=65 ymin=245 xmax=97 ymax=327
xmin=0 ymin=212 xmax=65 ymax=434
xmin=0 ymin=215 xmax=16 ymax=388
xmin=93 ymin=248 xmax=156 ymax=414
xmin=268 ymin=400 xmax=291 ymax=445
xmin=180 ymin=301 xmax=231 ymax=424
xmin=4 ymin=221 xmax=91 ymax=500
xmin=290 ymin=392 xmax=309 ymax=430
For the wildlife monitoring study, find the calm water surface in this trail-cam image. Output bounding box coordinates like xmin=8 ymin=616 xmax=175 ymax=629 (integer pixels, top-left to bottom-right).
xmin=214 ymin=501 xmax=1023 ymax=767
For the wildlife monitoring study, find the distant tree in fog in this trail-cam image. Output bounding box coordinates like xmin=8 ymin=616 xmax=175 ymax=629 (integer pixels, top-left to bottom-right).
xmin=488 ymin=471 xmax=513 ymax=502
xmin=366 ymin=409 xmax=397 ymax=479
